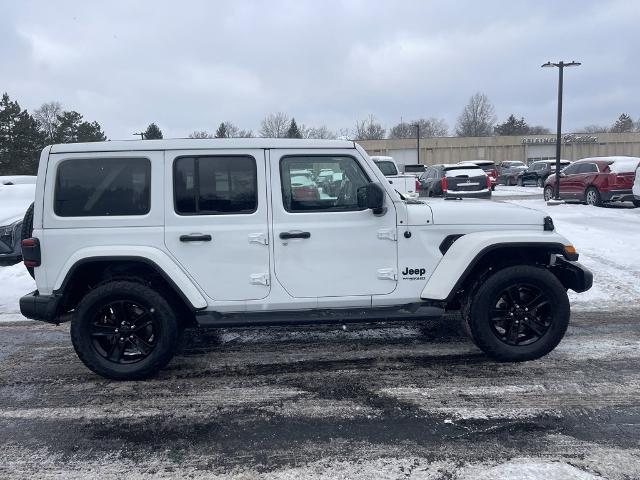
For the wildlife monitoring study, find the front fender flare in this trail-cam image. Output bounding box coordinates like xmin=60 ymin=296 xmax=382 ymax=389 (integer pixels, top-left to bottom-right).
xmin=53 ymin=246 xmax=208 ymax=310
xmin=420 ymin=231 xmax=571 ymax=301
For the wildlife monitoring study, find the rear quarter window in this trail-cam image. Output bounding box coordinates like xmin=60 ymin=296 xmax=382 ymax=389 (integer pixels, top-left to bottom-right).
xmin=54 ymin=157 xmax=151 ymax=217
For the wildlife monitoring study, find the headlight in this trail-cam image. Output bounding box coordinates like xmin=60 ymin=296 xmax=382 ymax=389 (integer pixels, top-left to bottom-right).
xmin=0 ymin=221 xmax=21 ymax=247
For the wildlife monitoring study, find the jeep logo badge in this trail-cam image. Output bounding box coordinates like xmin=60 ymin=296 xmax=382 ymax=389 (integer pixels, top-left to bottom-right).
xmin=402 ymin=267 xmax=426 ymax=280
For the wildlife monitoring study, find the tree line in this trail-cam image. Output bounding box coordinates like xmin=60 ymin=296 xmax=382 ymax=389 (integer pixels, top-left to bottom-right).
xmin=3 ymin=90 xmax=640 ymax=175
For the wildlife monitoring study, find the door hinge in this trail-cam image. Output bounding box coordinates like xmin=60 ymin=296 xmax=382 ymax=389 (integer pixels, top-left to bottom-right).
xmin=248 ymin=233 xmax=268 ymax=245
xmin=377 ymin=268 xmax=397 ymax=281
xmin=377 ymin=228 xmax=397 ymax=241
xmin=250 ymin=273 xmax=270 ymax=286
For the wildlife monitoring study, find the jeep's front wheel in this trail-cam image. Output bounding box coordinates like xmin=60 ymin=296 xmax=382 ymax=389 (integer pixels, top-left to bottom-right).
xmin=467 ymin=265 xmax=569 ymax=362
xmin=70 ymin=281 xmax=179 ymax=380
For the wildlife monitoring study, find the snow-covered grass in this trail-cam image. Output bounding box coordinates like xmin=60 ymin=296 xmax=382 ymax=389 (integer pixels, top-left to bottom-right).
xmin=505 ymin=198 xmax=640 ymax=310
xmin=492 ymin=185 xmax=543 ymax=197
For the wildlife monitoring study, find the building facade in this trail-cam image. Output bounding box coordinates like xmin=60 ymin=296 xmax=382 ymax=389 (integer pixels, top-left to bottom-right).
xmin=358 ymin=132 xmax=640 ymax=169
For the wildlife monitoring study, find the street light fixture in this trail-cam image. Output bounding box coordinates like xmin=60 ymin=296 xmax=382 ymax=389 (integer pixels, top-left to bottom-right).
xmin=133 ymin=132 xmax=145 ymax=140
xmin=541 ymin=60 xmax=581 ymax=201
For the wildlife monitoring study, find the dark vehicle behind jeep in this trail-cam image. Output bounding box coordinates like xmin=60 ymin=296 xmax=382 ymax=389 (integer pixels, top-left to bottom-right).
xmin=420 ymin=164 xmax=491 ymax=198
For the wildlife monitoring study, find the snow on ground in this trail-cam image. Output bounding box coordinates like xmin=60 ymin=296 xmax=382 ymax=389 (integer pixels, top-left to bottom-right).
xmin=0 ymin=263 xmax=35 ymax=321
xmin=492 ymin=184 xmax=544 ymax=197
xmin=504 ymin=198 xmax=640 ymax=310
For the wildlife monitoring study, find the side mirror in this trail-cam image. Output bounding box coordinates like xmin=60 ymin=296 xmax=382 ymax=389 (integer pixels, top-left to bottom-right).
xmin=357 ymin=182 xmax=385 ymax=214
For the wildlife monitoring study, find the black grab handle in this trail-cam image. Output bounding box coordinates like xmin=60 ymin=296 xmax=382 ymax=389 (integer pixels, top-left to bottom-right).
xmin=279 ymin=231 xmax=311 ymax=240
xmin=180 ymin=234 xmax=212 ymax=242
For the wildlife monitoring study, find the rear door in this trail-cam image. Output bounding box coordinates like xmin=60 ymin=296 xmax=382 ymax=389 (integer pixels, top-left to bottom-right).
xmin=164 ymin=149 xmax=271 ymax=302
xmin=270 ymin=150 xmax=398 ymax=300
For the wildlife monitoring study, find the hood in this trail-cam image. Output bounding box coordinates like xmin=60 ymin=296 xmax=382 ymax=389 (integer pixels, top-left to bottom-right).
xmin=424 ymin=198 xmax=545 ymax=226
xmin=0 ymin=184 xmax=35 ymax=226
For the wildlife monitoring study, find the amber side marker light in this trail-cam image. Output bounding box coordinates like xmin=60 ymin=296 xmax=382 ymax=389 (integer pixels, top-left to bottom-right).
xmin=564 ymin=245 xmax=579 ymax=260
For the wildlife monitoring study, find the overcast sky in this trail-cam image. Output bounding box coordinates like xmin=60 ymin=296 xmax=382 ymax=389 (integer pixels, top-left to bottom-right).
xmin=1 ymin=1 xmax=638 ymax=139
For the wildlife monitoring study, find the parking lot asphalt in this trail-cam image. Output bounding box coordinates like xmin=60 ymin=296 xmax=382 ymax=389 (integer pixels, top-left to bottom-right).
xmin=1 ymin=309 xmax=639 ymax=479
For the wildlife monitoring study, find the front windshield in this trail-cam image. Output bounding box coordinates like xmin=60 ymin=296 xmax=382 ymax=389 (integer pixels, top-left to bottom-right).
xmin=374 ymin=161 xmax=398 ymax=176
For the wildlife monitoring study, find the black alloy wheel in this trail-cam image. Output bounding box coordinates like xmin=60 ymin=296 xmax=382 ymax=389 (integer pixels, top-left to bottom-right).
xmin=89 ymin=300 xmax=158 ymax=364
xmin=488 ymin=284 xmax=552 ymax=346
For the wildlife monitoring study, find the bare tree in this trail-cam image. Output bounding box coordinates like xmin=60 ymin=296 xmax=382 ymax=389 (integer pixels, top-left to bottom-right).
xmin=34 ymin=101 xmax=62 ymax=142
xmin=304 ymin=125 xmax=337 ymax=139
xmin=389 ymin=118 xmax=448 ymax=138
xmin=580 ymin=125 xmax=609 ymax=134
xmin=259 ymin=112 xmax=290 ymax=138
xmin=455 ymin=93 xmax=496 ymax=137
xmin=189 ymin=130 xmax=214 ymax=139
xmin=354 ymin=114 xmax=386 ymax=140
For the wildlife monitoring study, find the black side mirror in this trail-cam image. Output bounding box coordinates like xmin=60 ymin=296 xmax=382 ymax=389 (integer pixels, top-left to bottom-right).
xmin=357 ymin=182 xmax=385 ymax=214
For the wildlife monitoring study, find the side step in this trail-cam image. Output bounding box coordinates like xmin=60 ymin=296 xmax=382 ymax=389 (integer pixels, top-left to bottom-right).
xmin=195 ymin=304 xmax=445 ymax=328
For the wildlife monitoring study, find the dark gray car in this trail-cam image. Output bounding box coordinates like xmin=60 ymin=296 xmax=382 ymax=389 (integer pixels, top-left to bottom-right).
xmin=420 ymin=164 xmax=491 ymax=198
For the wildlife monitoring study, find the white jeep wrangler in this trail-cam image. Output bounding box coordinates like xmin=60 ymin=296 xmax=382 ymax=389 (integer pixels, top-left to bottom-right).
xmin=19 ymin=139 xmax=592 ymax=380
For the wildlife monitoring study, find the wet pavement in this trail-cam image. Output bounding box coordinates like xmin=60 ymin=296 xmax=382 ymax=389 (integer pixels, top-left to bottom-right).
xmin=0 ymin=310 xmax=639 ymax=479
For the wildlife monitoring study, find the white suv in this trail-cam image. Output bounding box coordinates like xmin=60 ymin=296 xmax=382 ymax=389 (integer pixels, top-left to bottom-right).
xmin=19 ymin=139 xmax=592 ymax=379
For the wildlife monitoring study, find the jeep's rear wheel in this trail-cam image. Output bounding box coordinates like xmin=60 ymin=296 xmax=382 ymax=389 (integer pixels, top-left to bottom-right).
xmin=468 ymin=265 xmax=569 ymax=362
xmin=70 ymin=281 xmax=179 ymax=380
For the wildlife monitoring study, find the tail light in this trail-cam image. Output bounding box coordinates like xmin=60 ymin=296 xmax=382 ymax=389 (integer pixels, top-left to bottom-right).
xmin=486 ymin=175 xmax=492 ymax=189
xmin=21 ymin=237 xmax=41 ymax=268
xmin=415 ymin=178 xmax=421 ymax=191
xmin=441 ymin=177 xmax=448 ymax=192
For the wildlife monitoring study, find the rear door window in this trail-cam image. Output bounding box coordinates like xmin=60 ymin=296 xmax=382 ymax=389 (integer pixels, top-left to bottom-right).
xmin=54 ymin=157 xmax=150 ymax=217
xmin=174 ymin=156 xmax=257 ymax=215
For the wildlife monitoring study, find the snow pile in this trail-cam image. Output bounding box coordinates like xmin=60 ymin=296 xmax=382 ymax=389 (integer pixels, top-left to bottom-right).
xmin=492 ymin=185 xmax=543 ymax=197
xmin=0 ymin=263 xmax=35 ymax=320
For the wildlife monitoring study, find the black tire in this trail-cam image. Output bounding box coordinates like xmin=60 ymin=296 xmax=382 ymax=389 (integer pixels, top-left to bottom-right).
xmin=467 ymin=265 xmax=570 ymax=362
xmin=585 ymin=186 xmax=602 ymax=207
xmin=70 ymin=281 xmax=179 ymax=380
xmin=536 ymin=177 xmax=544 ymax=188
xmin=543 ymin=186 xmax=554 ymax=202
xmin=507 ymin=177 xmax=515 ymax=186
xmin=517 ymin=177 xmax=523 ymax=186
xmin=634 ymin=199 xmax=640 ymax=208
xmin=491 ymin=185 xmax=496 ymax=191
xmin=20 ymin=203 xmax=35 ymax=278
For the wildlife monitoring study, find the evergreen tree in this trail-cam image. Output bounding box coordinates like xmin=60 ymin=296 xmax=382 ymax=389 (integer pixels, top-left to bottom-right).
xmin=611 ymin=113 xmax=634 ymax=133
xmin=0 ymin=93 xmax=43 ymax=174
xmin=215 ymin=122 xmax=228 ymax=138
xmin=286 ymin=118 xmax=302 ymax=138
xmin=54 ymin=111 xmax=106 ymax=143
xmin=144 ymin=123 xmax=163 ymax=139
xmin=494 ymin=114 xmax=530 ymax=135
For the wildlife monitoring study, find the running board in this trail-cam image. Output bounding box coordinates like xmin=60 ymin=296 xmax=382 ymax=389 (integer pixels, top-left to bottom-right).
xmin=195 ymin=305 xmax=445 ymax=328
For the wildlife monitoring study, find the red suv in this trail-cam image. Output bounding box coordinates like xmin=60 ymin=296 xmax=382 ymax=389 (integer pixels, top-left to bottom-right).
xmin=544 ymin=156 xmax=640 ymax=206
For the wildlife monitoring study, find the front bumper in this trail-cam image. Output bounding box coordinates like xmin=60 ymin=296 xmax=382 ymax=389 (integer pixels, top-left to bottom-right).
xmin=551 ymin=257 xmax=593 ymax=293
xmin=19 ymin=291 xmax=62 ymax=324
xmin=0 ymin=252 xmax=22 ymax=267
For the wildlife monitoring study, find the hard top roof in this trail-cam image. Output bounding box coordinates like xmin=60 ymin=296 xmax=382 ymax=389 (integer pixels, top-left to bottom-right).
xmin=50 ymin=138 xmax=356 ymax=154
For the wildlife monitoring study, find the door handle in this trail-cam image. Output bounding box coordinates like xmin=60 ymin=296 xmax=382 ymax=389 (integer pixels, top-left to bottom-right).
xmin=180 ymin=234 xmax=212 ymax=242
xmin=279 ymin=231 xmax=311 ymax=240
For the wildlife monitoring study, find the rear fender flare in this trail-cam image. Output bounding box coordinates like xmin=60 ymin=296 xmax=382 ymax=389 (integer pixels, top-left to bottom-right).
xmin=53 ymin=246 xmax=207 ymax=310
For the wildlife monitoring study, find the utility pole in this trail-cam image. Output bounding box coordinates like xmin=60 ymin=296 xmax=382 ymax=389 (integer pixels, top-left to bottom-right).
xmin=541 ymin=60 xmax=581 ymax=200
xmin=415 ymin=122 xmax=420 ymax=164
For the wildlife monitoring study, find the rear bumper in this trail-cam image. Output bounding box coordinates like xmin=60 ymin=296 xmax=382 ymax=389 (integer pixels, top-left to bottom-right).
xmin=551 ymin=257 xmax=593 ymax=293
xmin=19 ymin=291 xmax=62 ymax=324
xmin=601 ymin=189 xmax=633 ymax=202
xmin=444 ymin=189 xmax=491 ymax=199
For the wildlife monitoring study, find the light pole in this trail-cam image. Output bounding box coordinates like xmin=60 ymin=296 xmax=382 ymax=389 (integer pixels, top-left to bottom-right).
xmin=541 ymin=60 xmax=581 ymax=200
xmin=414 ymin=122 xmax=421 ymax=164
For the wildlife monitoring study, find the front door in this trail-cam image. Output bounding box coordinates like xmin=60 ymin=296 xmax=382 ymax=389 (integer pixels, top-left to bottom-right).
xmin=164 ymin=149 xmax=271 ymax=301
xmin=270 ymin=150 xmax=398 ymax=299
xmin=558 ymin=162 xmax=581 ymax=198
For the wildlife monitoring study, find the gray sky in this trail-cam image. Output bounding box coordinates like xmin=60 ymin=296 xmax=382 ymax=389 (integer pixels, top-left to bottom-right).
xmin=1 ymin=0 xmax=638 ymax=139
